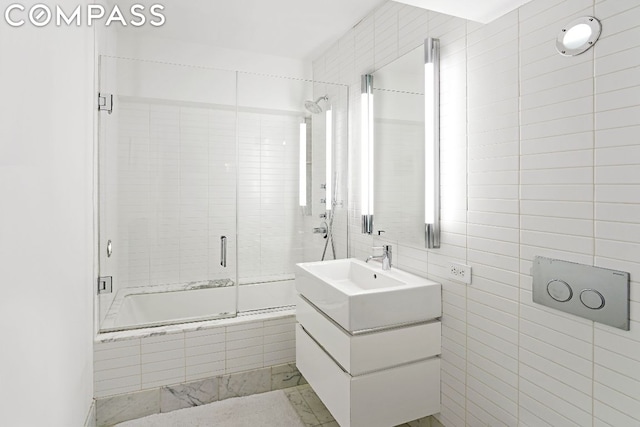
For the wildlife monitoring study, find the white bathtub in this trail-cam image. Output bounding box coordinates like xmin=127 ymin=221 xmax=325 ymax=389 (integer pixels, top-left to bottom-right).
xmin=101 ymin=279 xmax=296 ymax=333
xmin=94 ymin=301 xmax=298 ymax=399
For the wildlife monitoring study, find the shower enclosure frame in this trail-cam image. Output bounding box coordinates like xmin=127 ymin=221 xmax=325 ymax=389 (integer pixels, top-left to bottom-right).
xmin=95 ymin=55 xmax=350 ymax=334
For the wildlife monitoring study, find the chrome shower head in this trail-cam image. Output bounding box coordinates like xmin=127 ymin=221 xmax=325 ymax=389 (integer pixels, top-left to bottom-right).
xmin=304 ymin=95 xmax=328 ymax=114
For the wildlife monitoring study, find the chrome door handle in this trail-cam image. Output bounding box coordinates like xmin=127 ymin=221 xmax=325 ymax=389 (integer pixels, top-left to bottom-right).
xmin=107 ymin=240 xmax=113 ymax=258
xmin=220 ymin=236 xmax=227 ymax=267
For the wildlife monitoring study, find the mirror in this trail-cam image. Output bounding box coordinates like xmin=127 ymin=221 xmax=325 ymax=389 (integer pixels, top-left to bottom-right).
xmin=371 ymin=45 xmax=425 ymax=246
xmin=556 ymin=16 xmax=601 ymax=56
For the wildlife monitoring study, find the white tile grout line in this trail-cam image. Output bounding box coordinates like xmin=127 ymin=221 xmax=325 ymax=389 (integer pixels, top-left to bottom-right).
xmin=591 ymin=2 xmax=597 ymax=426
xmin=463 ymin=15 xmax=471 ymax=426
xmin=517 ymin=6 xmax=523 ymax=426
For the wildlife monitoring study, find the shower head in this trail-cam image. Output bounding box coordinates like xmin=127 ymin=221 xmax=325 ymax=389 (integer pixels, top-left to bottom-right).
xmin=304 ymin=95 xmax=328 ymax=114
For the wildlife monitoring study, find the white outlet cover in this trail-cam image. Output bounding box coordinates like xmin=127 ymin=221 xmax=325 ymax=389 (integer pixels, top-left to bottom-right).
xmin=448 ymin=262 xmax=472 ymax=285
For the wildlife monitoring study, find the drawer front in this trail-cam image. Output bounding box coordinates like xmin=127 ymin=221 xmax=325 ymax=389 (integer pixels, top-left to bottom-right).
xmin=296 ymin=295 xmax=352 ymax=371
xmin=297 ymin=324 xmax=441 ymax=427
xmin=351 ymin=357 xmax=441 ymax=426
xmin=297 ymin=295 xmax=441 ymax=375
xmin=351 ymin=321 xmax=441 ymax=375
xmin=296 ymin=324 xmax=351 ymax=427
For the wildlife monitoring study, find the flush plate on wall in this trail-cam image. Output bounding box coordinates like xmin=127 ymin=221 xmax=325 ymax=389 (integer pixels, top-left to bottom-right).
xmin=532 ymin=256 xmax=630 ymax=330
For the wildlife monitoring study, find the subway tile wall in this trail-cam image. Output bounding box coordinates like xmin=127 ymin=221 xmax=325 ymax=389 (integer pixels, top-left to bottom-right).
xmin=110 ymin=102 xmax=306 ymax=290
xmin=313 ymin=0 xmax=640 ymax=425
xmin=237 ymin=111 xmax=306 ymax=280
xmin=375 ymin=118 xmax=424 ymax=245
xmin=94 ymin=316 xmax=295 ymax=398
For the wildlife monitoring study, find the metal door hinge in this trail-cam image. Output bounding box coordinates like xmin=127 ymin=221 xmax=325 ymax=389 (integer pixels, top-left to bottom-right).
xmin=97 ymin=276 xmax=113 ymax=294
xmin=98 ymin=93 xmax=113 ymax=114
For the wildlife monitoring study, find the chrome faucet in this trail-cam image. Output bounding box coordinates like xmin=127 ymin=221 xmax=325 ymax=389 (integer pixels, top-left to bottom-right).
xmin=366 ymin=245 xmax=392 ymax=270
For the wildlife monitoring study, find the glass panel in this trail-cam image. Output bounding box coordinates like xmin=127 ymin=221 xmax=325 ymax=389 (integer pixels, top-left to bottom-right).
xmin=236 ymin=73 xmax=311 ymax=289
xmin=312 ymin=81 xmax=350 ymax=260
xmin=234 ymin=74 xmax=350 ymax=312
xmin=97 ymin=57 xmax=350 ymax=330
xmin=97 ymin=57 xmax=238 ymax=332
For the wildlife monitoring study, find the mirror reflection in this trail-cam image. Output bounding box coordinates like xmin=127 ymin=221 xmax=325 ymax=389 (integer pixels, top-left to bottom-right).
xmin=372 ymin=45 xmax=425 ymax=246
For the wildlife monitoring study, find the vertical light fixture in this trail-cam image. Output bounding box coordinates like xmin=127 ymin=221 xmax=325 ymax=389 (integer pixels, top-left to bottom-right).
xmin=425 ymin=38 xmax=440 ymax=248
xmin=361 ymin=74 xmax=374 ymax=234
xmin=326 ymin=108 xmax=333 ymax=211
xmin=299 ymin=122 xmax=307 ymax=207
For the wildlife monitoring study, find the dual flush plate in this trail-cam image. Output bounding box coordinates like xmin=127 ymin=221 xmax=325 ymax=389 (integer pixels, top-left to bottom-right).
xmin=532 ymin=256 xmax=630 ymax=330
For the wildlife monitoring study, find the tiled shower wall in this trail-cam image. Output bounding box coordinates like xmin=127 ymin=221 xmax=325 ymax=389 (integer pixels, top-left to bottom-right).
xmin=313 ymin=0 xmax=640 ymax=425
xmin=237 ymin=111 xmax=306 ymax=280
xmin=307 ymin=82 xmax=351 ymax=263
xmin=111 ymin=102 xmax=236 ymax=289
xmin=111 ymin=102 xmax=305 ymax=289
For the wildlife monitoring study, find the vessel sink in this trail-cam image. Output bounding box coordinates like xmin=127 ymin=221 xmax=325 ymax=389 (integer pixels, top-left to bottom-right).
xmin=295 ymin=258 xmax=441 ymax=333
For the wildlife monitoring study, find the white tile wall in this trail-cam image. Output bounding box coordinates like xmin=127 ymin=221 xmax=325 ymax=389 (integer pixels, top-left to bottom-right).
xmin=375 ymin=118 xmax=424 ymax=245
xmin=314 ymin=0 xmax=640 ymax=426
xmin=94 ymin=316 xmax=295 ymax=398
xmin=237 ymin=111 xmax=306 ymax=281
xmin=185 ymin=327 xmax=225 ymax=382
xmin=107 ymin=101 xmax=238 ymax=291
xmin=107 ymin=100 xmax=308 ymax=292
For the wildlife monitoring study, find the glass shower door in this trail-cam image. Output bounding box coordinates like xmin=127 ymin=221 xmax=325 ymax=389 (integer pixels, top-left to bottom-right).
xmin=97 ymin=57 xmax=238 ymax=332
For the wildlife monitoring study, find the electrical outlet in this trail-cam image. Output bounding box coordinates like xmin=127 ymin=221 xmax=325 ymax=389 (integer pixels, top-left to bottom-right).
xmin=448 ymin=262 xmax=472 ymax=284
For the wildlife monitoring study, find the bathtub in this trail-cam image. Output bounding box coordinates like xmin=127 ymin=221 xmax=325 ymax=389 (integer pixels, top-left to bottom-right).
xmin=94 ymin=291 xmax=298 ymax=399
xmin=100 ymin=278 xmax=296 ymax=333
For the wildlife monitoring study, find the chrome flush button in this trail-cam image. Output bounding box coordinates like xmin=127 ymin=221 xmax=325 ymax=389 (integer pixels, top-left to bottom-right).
xmin=547 ymin=279 xmax=573 ymax=302
xmin=532 ymin=256 xmax=630 ymax=330
xmin=580 ymin=289 xmax=605 ymax=310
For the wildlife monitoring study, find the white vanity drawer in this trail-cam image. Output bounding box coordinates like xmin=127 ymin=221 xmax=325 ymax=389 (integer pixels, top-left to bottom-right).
xmin=296 ymin=324 xmax=440 ymax=427
xmin=296 ymin=295 xmax=441 ymax=375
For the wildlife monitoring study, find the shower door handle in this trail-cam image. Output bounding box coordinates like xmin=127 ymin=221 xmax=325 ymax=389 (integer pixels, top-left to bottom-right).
xmin=220 ymin=236 xmax=227 ymax=267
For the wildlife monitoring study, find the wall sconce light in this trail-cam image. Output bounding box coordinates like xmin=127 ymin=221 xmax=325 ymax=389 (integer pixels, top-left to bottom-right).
xmin=556 ymin=16 xmax=601 ymax=56
xmin=299 ymin=121 xmax=307 ymax=207
xmin=326 ymin=107 xmax=333 ymax=211
xmin=361 ymin=74 xmax=374 ymax=234
xmin=424 ymin=37 xmax=440 ymax=248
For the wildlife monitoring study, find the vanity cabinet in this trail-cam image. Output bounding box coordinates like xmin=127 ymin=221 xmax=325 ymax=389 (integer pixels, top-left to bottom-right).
xmin=296 ymin=294 xmax=441 ymax=427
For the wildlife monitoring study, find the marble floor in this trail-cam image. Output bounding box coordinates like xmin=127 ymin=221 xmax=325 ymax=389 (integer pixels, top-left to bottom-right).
xmin=283 ymin=384 xmax=433 ymax=427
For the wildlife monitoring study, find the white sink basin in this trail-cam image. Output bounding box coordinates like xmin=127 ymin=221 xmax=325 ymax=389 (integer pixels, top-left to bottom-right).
xmin=295 ymin=258 xmax=441 ymax=333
